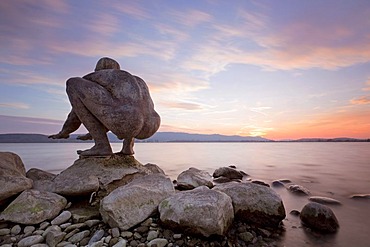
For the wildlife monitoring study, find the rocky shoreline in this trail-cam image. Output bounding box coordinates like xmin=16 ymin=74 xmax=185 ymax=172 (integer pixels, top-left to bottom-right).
xmin=0 ymin=152 xmax=342 ymax=246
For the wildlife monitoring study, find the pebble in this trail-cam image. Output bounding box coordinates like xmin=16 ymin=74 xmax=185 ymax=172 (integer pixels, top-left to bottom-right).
xmin=147 ymin=238 xmax=168 ymax=247
xmin=18 ymin=235 xmax=44 ymax=247
xmin=39 ymin=222 xmax=50 ymax=230
xmin=147 ymin=230 xmax=159 ymax=241
xmin=121 ymin=231 xmax=133 ymax=238
xmin=84 ymin=219 xmax=101 ymax=227
xmin=173 ymin=233 xmax=182 ymax=239
xmin=239 ymin=232 xmax=254 ymax=242
xmin=309 ymin=196 xmax=342 ymax=205
xmin=111 ymin=227 xmax=120 ymax=238
xmin=90 ymin=240 xmax=104 ymax=247
xmin=11 ymin=225 xmax=21 ymax=235
xmin=0 ymin=228 xmax=11 ymax=235
xmin=51 ymin=211 xmax=72 ymax=225
xmin=112 ymin=239 xmax=127 ymax=247
xmin=60 ymin=223 xmax=72 ymax=229
xmin=64 ymin=223 xmax=85 ymax=232
xmin=24 ymin=225 xmax=35 ymax=234
xmin=89 ymin=229 xmax=105 ymax=245
xmin=68 ymin=230 xmax=90 ymax=243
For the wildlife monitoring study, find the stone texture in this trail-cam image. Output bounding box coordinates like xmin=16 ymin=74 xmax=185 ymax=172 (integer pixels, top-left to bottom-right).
xmin=46 ymin=229 xmax=66 ymax=247
xmin=0 ymin=152 xmax=33 ymax=203
xmin=100 ymin=174 xmax=175 ymax=230
xmin=53 ymin=155 xmax=151 ymax=197
xmin=0 ymin=190 xmax=67 ymax=224
xmin=144 ymin=163 xmax=166 ymax=175
xmin=17 ymin=235 xmax=44 ymax=247
xmin=147 ymin=238 xmax=168 ymax=247
xmin=51 ymin=211 xmax=72 ymax=225
xmin=214 ymin=182 xmax=286 ymax=227
xmin=26 ymin=168 xmax=56 ymax=192
xmin=213 ymin=167 xmax=243 ymax=180
xmin=159 ymin=186 xmax=234 ymax=237
xmin=300 ymin=202 xmax=339 ymax=233
xmin=176 ymin=167 xmax=213 ymax=190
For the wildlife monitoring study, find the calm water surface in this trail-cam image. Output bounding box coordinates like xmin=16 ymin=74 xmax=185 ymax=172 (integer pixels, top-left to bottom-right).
xmin=1 ymin=142 xmax=369 ymax=247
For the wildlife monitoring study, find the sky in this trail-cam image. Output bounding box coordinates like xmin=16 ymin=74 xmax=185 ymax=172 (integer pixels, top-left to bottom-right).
xmin=1 ymin=0 xmax=370 ymax=140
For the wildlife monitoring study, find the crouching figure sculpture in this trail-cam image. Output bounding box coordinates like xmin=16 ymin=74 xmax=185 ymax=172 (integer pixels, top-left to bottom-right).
xmin=49 ymin=57 xmax=160 ymax=156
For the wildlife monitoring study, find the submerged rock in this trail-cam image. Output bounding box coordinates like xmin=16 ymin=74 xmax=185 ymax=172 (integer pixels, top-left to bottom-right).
xmin=287 ymin=184 xmax=310 ymax=196
xmin=309 ymin=196 xmax=341 ymax=205
xmin=176 ymin=167 xmax=213 ymax=190
xmin=213 ymin=167 xmax=243 ymax=180
xmin=300 ymin=202 xmax=339 ymax=233
xmin=159 ymin=186 xmax=234 ymax=237
xmin=0 ymin=152 xmax=33 ymax=204
xmin=100 ymin=173 xmax=175 ymax=230
xmin=0 ymin=190 xmax=67 ymax=224
xmin=214 ymin=182 xmax=286 ymax=227
xmin=350 ymin=194 xmax=370 ymax=200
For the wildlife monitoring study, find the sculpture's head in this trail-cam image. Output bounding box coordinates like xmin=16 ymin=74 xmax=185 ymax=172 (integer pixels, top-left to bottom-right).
xmin=95 ymin=57 xmax=120 ymax=71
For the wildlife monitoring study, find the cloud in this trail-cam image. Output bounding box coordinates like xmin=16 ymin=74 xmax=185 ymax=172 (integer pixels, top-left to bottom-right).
xmin=113 ymin=2 xmax=150 ymax=19
xmin=159 ymin=101 xmax=204 ymax=111
xmin=351 ymin=95 xmax=370 ymax=105
xmin=250 ymin=106 xmax=272 ymax=116
xmin=363 ymin=79 xmax=370 ymax=91
xmin=0 ymin=102 xmax=30 ymax=109
xmin=170 ymin=9 xmax=212 ymax=27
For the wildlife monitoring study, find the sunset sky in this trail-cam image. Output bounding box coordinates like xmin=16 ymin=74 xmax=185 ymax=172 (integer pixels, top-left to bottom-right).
xmin=1 ymin=0 xmax=370 ymax=140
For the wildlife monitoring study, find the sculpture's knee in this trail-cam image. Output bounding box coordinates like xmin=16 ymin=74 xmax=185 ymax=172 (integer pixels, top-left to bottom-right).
xmin=66 ymin=77 xmax=81 ymax=95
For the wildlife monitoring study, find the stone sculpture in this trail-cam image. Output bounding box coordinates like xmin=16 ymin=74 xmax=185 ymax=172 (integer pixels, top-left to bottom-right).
xmin=49 ymin=57 xmax=160 ymax=156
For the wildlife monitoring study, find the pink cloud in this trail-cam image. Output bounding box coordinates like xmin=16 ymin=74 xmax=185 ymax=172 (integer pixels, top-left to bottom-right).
xmin=170 ymin=9 xmax=212 ymax=27
xmin=351 ymin=96 xmax=370 ymax=105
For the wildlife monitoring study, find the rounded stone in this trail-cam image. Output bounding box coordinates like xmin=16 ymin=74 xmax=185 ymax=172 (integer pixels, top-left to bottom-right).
xmin=300 ymin=202 xmax=339 ymax=233
xmin=51 ymin=211 xmax=72 ymax=225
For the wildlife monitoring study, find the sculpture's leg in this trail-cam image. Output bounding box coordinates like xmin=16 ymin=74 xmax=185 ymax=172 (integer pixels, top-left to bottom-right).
xmin=120 ymin=137 xmax=135 ymax=155
xmin=49 ymin=110 xmax=81 ymax=139
xmin=66 ymin=78 xmax=113 ymax=156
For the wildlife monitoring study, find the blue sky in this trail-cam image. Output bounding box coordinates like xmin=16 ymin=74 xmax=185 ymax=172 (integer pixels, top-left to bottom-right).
xmin=1 ymin=0 xmax=370 ymax=139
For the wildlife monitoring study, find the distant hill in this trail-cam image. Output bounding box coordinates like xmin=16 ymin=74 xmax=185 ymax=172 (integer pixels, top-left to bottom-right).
xmin=0 ymin=133 xmax=368 ymax=143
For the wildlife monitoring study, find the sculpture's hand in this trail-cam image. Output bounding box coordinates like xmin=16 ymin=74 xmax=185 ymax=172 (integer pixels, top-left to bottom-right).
xmin=77 ymin=133 xmax=93 ymax=141
xmin=48 ymin=132 xmax=70 ymax=139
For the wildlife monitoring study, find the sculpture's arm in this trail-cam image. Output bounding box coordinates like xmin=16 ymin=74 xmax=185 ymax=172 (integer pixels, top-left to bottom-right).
xmin=48 ymin=110 xmax=81 ymax=139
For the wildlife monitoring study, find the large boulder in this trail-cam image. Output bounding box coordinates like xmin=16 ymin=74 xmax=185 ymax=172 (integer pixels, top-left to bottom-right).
xmin=159 ymin=186 xmax=234 ymax=237
xmin=213 ymin=167 xmax=243 ymax=180
xmin=0 ymin=189 xmax=67 ymax=224
xmin=52 ymin=155 xmax=151 ymax=197
xmin=300 ymin=202 xmax=339 ymax=233
xmin=176 ymin=167 xmax=213 ymax=190
xmin=0 ymin=152 xmax=33 ymax=204
xmin=26 ymin=168 xmax=56 ymax=192
xmin=213 ymin=182 xmax=286 ymax=227
xmin=100 ymin=174 xmax=175 ymax=230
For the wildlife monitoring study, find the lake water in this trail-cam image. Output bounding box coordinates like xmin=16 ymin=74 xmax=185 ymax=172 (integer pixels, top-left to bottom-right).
xmin=1 ymin=142 xmax=369 ymax=246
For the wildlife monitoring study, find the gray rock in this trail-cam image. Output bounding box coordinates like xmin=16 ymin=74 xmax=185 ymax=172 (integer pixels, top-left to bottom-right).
xmin=112 ymin=239 xmax=127 ymax=247
xmin=46 ymin=230 xmax=66 ymax=247
xmin=84 ymin=219 xmax=101 ymax=227
xmin=68 ymin=230 xmax=90 ymax=243
xmin=100 ymin=174 xmax=175 ymax=230
xmin=42 ymin=225 xmax=61 ymax=238
xmin=111 ymin=227 xmax=120 ymax=238
xmin=0 ymin=152 xmax=33 ymax=203
xmin=10 ymin=224 xmax=21 ymax=235
xmin=144 ymin=163 xmax=166 ymax=175
xmin=239 ymin=231 xmax=254 ymax=242
xmin=24 ymin=226 xmax=35 ymax=234
xmin=271 ymin=180 xmax=285 ymax=188
xmin=88 ymin=229 xmax=105 ymax=245
xmin=90 ymin=240 xmax=104 ymax=247
xmin=39 ymin=222 xmax=50 ymax=230
xmin=159 ymin=186 xmax=234 ymax=237
xmin=309 ymin=196 xmax=341 ymax=205
xmin=53 ymin=155 xmax=151 ymax=197
xmin=121 ymin=231 xmax=133 ymax=238
xmin=214 ymin=182 xmax=286 ymax=227
xmin=176 ymin=167 xmax=213 ymax=190
xmin=300 ymin=202 xmax=339 ymax=233
xmin=147 ymin=230 xmax=159 ymax=241
xmin=147 ymin=238 xmax=168 ymax=247
xmin=0 ymin=190 xmax=67 ymax=224
xmin=213 ymin=167 xmax=243 ymax=179
xmin=350 ymin=194 xmax=370 ymax=199
xmin=26 ymin=168 xmax=56 ymax=192
xmin=18 ymin=235 xmax=44 ymax=247
xmin=288 ymin=184 xmax=310 ymax=195
xmin=0 ymin=228 xmax=10 ymax=236
xmin=64 ymin=223 xmax=84 ymax=233
xmin=51 ymin=211 xmax=72 ymax=225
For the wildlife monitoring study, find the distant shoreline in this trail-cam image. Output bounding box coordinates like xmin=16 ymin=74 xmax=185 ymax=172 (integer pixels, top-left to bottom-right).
xmin=0 ymin=133 xmax=369 ymax=143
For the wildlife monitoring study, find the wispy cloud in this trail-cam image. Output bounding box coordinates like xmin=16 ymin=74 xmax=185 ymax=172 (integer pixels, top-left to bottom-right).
xmin=363 ymin=79 xmax=370 ymax=91
xmin=159 ymin=101 xmax=204 ymax=111
xmin=170 ymin=9 xmax=212 ymax=27
xmin=0 ymin=102 xmax=30 ymax=109
xmin=351 ymin=95 xmax=370 ymax=105
xmin=113 ymin=2 xmax=150 ymax=20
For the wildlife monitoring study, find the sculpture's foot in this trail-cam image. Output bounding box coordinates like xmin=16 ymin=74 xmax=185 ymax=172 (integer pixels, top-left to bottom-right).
xmin=116 ymin=150 xmax=135 ymax=156
xmin=77 ymin=133 xmax=93 ymax=140
xmin=77 ymin=145 xmax=113 ymax=157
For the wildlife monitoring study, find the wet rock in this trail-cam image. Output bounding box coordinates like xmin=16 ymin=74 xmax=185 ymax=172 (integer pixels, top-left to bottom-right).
xmin=0 ymin=152 xmax=33 ymax=204
xmin=271 ymin=180 xmax=285 ymax=188
xmin=53 ymin=155 xmax=151 ymax=197
xmin=350 ymin=194 xmax=370 ymax=199
xmin=51 ymin=211 xmax=72 ymax=225
xmin=300 ymin=202 xmax=339 ymax=233
xmin=100 ymin=174 xmax=175 ymax=230
xmin=176 ymin=167 xmax=213 ymax=190
xmin=213 ymin=167 xmax=243 ymax=180
xmin=213 ymin=176 xmax=234 ymax=184
xmin=214 ymin=182 xmax=286 ymax=227
xmin=251 ymin=180 xmax=270 ymax=187
xmin=159 ymin=186 xmax=234 ymax=237
xmin=287 ymin=184 xmax=310 ymax=195
xmin=309 ymin=196 xmax=341 ymax=205
xmin=0 ymin=190 xmax=67 ymax=224
xmin=26 ymin=168 xmax=56 ymax=192
xmin=290 ymin=210 xmax=300 ymax=216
